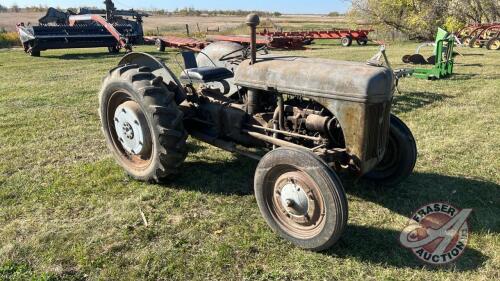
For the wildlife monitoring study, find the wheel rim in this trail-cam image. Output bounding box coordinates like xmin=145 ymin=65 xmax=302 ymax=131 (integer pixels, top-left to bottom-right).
xmin=341 ymin=38 xmax=349 ymax=46
xmin=264 ymin=167 xmax=326 ymax=239
xmin=107 ymin=91 xmax=153 ymax=169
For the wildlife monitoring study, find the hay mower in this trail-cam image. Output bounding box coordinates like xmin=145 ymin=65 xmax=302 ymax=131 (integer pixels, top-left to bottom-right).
xmin=98 ymin=14 xmax=417 ymax=251
xmin=16 ymin=0 xmax=147 ymax=56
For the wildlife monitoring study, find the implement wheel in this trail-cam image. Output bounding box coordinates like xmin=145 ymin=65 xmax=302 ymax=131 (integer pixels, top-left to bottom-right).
xmin=462 ymin=36 xmax=472 ymax=47
xmin=99 ymin=64 xmax=188 ymax=182
xmin=469 ymin=36 xmax=483 ymax=48
xmin=254 ymin=147 xmax=348 ymax=251
xmin=356 ymin=38 xmax=368 ymax=45
xmin=29 ymin=49 xmax=40 ymax=57
xmin=156 ymin=39 xmax=166 ymax=52
xmin=364 ymin=115 xmax=417 ymax=186
xmin=341 ymin=36 xmax=352 ymax=47
xmin=486 ymin=38 xmax=500 ymax=50
xmin=108 ymin=46 xmax=121 ymax=54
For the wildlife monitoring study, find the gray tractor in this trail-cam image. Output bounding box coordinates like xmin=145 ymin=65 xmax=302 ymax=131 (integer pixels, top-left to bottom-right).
xmin=98 ymin=14 xmax=417 ymax=251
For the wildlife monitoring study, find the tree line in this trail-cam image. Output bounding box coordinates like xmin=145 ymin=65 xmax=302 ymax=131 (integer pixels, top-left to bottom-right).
xmin=349 ymin=0 xmax=500 ymax=39
xmin=0 ymin=5 xmax=283 ymax=17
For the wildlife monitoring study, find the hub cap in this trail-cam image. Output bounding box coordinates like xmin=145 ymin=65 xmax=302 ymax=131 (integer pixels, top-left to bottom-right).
xmin=280 ymin=182 xmax=309 ymax=216
xmin=113 ymin=101 xmax=150 ymax=155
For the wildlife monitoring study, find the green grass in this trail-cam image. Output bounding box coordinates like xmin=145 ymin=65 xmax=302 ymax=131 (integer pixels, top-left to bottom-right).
xmin=0 ymin=42 xmax=499 ymax=281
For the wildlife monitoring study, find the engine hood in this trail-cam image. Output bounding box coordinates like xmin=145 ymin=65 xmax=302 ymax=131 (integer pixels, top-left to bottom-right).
xmin=234 ymin=55 xmax=394 ymax=103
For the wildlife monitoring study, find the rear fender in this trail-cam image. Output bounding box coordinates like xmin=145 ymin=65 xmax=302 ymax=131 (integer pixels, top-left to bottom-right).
xmin=119 ymin=52 xmax=186 ymax=104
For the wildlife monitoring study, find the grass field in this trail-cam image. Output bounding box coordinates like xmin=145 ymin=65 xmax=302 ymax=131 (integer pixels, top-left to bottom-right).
xmin=0 ymin=41 xmax=499 ymax=280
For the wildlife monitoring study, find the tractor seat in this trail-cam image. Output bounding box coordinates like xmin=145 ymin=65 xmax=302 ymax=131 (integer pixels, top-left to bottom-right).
xmin=179 ymin=51 xmax=234 ymax=83
xmin=179 ymin=66 xmax=234 ymax=83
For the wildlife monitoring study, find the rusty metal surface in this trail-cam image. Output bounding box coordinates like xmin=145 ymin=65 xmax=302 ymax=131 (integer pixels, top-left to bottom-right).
xmin=196 ymin=41 xmax=245 ymax=96
xmin=207 ymin=34 xmax=271 ymax=45
xmin=118 ymin=52 xmax=187 ymax=103
xmin=267 ymin=170 xmax=326 ymax=239
xmin=234 ymin=55 xmax=394 ymax=174
xmin=234 ymin=55 xmax=394 ymax=103
xmin=144 ymin=36 xmax=208 ymax=52
xmin=207 ymin=34 xmax=306 ymax=49
xmin=259 ymin=29 xmax=373 ymax=40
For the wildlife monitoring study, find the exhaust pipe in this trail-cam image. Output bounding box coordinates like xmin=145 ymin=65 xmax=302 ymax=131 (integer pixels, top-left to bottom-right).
xmin=246 ymin=13 xmax=260 ymax=65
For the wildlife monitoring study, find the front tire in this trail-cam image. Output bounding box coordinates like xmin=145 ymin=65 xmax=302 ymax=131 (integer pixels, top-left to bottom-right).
xmin=99 ymin=64 xmax=188 ymax=182
xmin=364 ymin=115 xmax=417 ymax=186
xmin=254 ymin=147 xmax=348 ymax=251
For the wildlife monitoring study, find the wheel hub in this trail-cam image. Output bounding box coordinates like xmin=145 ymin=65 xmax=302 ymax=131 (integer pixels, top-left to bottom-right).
xmin=279 ymin=181 xmax=309 ymax=216
xmin=113 ymin=101 xmax=151 ymax=155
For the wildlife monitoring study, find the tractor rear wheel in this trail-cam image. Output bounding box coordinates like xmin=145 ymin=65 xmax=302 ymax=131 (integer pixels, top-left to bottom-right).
xmin=341 ymin=36 xmax=352 ymax=47
xmin=254 ymin=147 xmax=348 ymax=251
xmin=99 ymin=64 xmax=188 ymax=182
xmin=364 ymin=115 xmax=417 ymax=186
xmin=486 ymin=38 xmax=500 ymax=50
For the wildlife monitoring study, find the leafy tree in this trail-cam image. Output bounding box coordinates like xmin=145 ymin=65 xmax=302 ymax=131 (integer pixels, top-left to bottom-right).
xmin=349 ymin=0 xmax=499 ymax=39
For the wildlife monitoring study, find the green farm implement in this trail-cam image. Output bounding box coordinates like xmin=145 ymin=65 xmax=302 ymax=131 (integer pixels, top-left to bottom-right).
xmin=401 ymin=28 xmax=456 ymax=80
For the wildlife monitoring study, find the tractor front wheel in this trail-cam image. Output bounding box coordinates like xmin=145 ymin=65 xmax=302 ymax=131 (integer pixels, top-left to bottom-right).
xmin=254 ymin=147 xmax=348 ymax=251
xmin=99 ymin=64 xmax=188 ymax=182
xmin=364 ymin=115 xmax=417 ymax=186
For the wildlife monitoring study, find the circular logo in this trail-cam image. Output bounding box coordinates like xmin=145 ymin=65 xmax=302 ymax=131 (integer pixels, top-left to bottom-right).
xmin=399 ymin=202 xmax=472 ymax=264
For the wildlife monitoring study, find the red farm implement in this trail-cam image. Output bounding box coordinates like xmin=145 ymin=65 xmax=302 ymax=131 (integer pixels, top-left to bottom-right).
xmin=457 ymin=23 xmax=500 ymax=50
xmin=144 ymin=36 xmax=209 ymax=52
xmin=258 ymin=28 xmax=373 ymax=47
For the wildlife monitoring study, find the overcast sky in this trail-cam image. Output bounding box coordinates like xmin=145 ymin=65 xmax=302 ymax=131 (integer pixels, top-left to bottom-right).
xmin=1 ymin=0 xmax=351 ymax=14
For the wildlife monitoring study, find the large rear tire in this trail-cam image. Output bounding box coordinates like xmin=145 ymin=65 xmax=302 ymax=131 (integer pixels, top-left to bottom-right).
xmin=99 ymin=64 xmax=188 ymax=182
xmin=364 ymin=115 xmax=417 ymax=186
xmin=254 ymin=147 xmax=348 ymax=251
